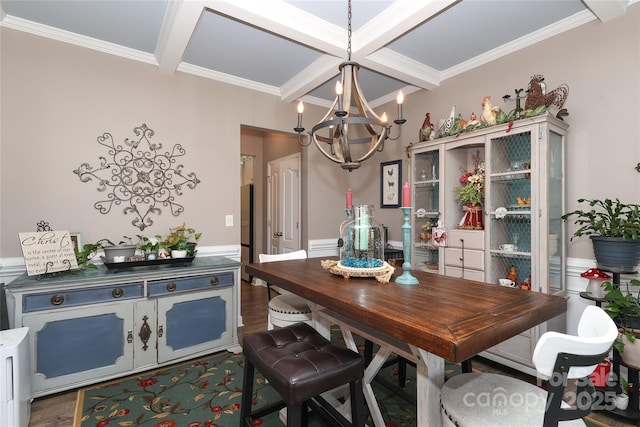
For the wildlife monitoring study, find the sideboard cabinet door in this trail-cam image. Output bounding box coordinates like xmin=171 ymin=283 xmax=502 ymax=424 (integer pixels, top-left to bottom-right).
xmin=156 ymin=286 xmax=234 ymax=363
xmin=23 ymin=303 xmax=134 ymax=395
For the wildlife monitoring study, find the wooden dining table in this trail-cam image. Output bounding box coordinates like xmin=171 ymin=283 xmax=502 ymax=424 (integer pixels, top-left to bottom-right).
xmin=245 ymin=258 xmax=567 ymax=427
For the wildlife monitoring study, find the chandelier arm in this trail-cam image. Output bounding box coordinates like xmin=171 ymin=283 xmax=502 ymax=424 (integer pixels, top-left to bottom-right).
xmin=350 ymin=65 xmax=386 ymax=123
xmin=355 ymin=130 xmax=388 ymax=163
xmin=339 ymin=123 xmax=353 ymax=164
xmin=311 ymin=133 xmax=345 ymax=165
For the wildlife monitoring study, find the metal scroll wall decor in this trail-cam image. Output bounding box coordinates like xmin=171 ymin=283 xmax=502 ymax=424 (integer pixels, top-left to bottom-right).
xmin=73 ymin=124 xmax=201 ymax=231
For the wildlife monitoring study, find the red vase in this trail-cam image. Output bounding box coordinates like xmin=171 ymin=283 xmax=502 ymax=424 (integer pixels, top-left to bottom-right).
xmin=460 ymin=203 xmax=483 ymax=229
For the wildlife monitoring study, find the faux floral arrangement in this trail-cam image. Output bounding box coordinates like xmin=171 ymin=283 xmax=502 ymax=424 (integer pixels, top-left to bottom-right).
xmin=454 ymin=162 xmax=485 ymax=206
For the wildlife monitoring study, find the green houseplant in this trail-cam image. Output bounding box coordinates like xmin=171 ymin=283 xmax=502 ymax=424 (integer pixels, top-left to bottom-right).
xmin=603 ymin=279 xmax=640 ymax=355
xmin=561 ymin=198 xmax=640 ymax=272
xmin=161 ymin=223 xmax=202 ymax=257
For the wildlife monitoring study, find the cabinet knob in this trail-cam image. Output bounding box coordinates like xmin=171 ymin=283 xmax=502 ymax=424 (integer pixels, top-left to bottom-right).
xmin=127 ymin=330 xmax=133 ymax=343
xmin=50 ymin=294 xmax=65 ymax=305
xmin=166 ymin=282 xmax=177 ymax=292
xmin=210 ymin=277 xmax=219 ymax=286
xmin=112 ymin=288 xmax=124 ymax=298
xmin=158 ymin=325 xmax=164 ymax=337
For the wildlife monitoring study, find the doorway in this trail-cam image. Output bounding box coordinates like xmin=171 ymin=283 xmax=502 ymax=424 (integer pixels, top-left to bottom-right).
xmin=240 ymin=155 xmax=255 ymax=282
xmin=267 ymin=153 xmax=301 ymax=255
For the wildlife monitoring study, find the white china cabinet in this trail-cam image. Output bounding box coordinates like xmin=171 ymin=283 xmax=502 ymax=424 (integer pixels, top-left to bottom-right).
xmin=410 ymin=114 xmax=568 ymax=374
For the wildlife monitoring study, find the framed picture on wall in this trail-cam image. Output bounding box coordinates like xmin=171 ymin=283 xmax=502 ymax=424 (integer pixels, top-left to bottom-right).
xmin=380 ymin=160 xmax=402 ymax=208
xmin=70 ymin=232 xmax=83 ymax=253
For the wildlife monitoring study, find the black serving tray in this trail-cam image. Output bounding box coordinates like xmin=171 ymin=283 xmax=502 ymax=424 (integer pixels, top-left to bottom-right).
xmin=101 ymin=256 xmax=195 ymax=270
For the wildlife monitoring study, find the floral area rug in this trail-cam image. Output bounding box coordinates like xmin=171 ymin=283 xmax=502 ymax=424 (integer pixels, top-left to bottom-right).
xmin=74 ymin=329 xmax=604 ymax=427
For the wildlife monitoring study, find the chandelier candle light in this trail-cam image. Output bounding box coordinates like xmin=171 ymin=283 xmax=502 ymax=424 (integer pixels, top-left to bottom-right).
xmin=396 ymin=182 xmax=419 ymax=285
xmin=294 ymin=0 xmax=405 ymax=171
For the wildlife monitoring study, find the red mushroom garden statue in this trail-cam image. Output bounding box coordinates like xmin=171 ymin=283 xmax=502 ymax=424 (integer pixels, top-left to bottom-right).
xmin=582 ymin=268 xmax=612 ymax=298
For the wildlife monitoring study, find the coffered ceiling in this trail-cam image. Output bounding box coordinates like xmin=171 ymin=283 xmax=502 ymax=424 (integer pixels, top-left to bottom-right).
xmin=0 ymin=0 xmax=632 ymax=108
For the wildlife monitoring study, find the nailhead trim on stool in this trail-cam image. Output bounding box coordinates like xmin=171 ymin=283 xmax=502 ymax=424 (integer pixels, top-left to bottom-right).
xmin=240 ymin=322 xmax=366 ymax=427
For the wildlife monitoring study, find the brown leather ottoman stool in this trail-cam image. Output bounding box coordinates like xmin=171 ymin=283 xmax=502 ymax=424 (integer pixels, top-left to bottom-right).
xmin=240 ymin=322 xmax=365 ymax=427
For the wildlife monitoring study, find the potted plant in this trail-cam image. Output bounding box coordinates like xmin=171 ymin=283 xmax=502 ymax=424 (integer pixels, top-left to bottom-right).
xmin=162 ymin=223 xmax=201 ymax=258
xmin=98 ymin=237 xmax=138 ymax=263
xmin=561 ymin=198 xmax=640 ymax=272
xmin=138 ymin=235 xmax=160 ymax=260
xmin=453 ymin=162 xmax=485 ymax=229
xmin=602 ymin=279 xmax=640 ymax=360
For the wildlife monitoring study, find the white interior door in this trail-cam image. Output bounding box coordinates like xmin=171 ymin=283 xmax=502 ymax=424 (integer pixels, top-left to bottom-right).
xmin=267 ymin=153 xmax=300 ymax=254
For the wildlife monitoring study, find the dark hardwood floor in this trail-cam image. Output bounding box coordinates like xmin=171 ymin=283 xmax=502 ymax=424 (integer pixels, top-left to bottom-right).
xmin=28 ymin=280 xmax=631 ymax=426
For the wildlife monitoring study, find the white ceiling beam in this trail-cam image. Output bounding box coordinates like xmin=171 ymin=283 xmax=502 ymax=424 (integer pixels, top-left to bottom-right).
xmin=351 ymin=0 xmax=458 ymax=58
xmin=360 ymin=48 xmax=441 ymax=90
xmin=204 ymin=0 xmax=346 ymax=57
xmin=280 ymin=55 xmax=343 ymax=104
xmin=155 ymin=0 xmax=206 ymax=73
xmin=581 ymin=0 xmax=629 ymax=22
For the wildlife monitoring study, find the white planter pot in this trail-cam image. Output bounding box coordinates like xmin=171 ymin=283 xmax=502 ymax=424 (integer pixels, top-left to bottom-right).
xmin=620 ymin=333 xmax=640 ymax=369
xmin=102 ymin=245 xmax=137 ymax=263
xmin=171 ymin=249 xmax=187 ymax=259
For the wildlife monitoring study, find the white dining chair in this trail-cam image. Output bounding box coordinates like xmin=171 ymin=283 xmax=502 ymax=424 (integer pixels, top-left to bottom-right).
xmin=440 ymin=305 xmax=617 ymax=427
xmin=258 ymin=250 xmax=312 ymax=330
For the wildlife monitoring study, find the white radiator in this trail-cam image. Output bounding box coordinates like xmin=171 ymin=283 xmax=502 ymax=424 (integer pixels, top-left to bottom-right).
xmin=0 ymin=327 xmax=30 ymax=427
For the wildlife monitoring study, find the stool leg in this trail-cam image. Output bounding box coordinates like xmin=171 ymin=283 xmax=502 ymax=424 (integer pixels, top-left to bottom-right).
xmin=350 ymin=378 xmax=365 ymax=427
xmin=240 ymin=359 xmax=255 ymax=427
xmin=287 ymin=404 xmax=303 ymax=427
xmin=398 ymin=357 xmax=407 ymax=388
xmin=364 ymin=340 xmax=373 ymax=365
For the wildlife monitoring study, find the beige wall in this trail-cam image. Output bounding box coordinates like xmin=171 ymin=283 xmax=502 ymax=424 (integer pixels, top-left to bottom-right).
xmin=0 ymin=28 xmax=335 ymax=257
xmin=1 ymin=4 xmax=639 ymax=262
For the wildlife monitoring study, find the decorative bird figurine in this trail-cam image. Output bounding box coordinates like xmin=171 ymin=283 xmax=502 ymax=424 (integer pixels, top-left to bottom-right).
xmin=480 ymin=96 xmax=500 ymax=126
xmin=516 ymin=196 xmax=531 ymax=206
xmin=524 ymin=74 xmax=569 ymax=111
xmin=466 ymin=112 xmax=480 ymax=128
xmin=419 ymin=113 xmax=434 ymax=141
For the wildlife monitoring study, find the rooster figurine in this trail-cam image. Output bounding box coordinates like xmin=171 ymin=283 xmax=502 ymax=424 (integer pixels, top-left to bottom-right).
xmin=524 ymin=74 xmax=569 ymax=111
xmin=419 ymin=113 xmax=434 ymax=141
xmin=480 ymin=96 xmax=500 ymax=126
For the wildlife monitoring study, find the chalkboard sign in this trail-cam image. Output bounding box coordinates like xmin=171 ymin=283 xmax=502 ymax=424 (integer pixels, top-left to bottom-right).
xmin=19 ymin=231 xmax=79 ymax=276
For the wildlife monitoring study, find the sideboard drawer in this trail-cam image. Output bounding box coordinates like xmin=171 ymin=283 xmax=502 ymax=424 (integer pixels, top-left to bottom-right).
xmin=148 ymin=272 xmax=234 ymax=297
xmin=444 ymin=248 xmax=484 ymax=269
xmin=447 ymin=229 xmax=484 ymax=250
xmin=23 ymin=282 xmax=144 ymax=313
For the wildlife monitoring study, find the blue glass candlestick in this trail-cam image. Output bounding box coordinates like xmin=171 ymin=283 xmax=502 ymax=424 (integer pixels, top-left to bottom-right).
xmin=396 ymin=207 xmax=419 ymax=285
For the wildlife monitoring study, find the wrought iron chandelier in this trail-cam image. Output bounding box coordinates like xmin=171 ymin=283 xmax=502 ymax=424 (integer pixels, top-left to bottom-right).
xmin=294 ymin=0 xmax=405 ymax=172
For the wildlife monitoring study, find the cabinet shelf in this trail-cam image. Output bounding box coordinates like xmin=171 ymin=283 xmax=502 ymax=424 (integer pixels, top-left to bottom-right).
xmin=490 ymin=251 xmax=531 ymax=259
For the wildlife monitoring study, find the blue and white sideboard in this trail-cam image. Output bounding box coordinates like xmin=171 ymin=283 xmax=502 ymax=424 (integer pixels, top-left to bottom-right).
xmin=4 ymin=256 xmax=240 ymax=398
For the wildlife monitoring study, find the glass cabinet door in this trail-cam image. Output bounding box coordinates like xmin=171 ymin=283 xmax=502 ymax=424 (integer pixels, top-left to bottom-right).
xmin=486 ymin=122 xmax=565 ymax=295
xmin=412 ymin=147 xmax=441 ymax=272
xmin=546 ymin=129 xmax=565 ymax=294
xmin=487 ymin=130 xmax=533 ymax=289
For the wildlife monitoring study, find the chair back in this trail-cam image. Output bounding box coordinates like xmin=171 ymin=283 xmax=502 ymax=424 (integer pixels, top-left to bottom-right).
xmin=531 ymin=306 xmax=616 ymax=427
xmin=258 ymin=250 xmax=307 ymax=297
xmin=259 ymin=250 xmax=307 ymax=263
xmin=532 ymin=305 xmax=617 ymax=379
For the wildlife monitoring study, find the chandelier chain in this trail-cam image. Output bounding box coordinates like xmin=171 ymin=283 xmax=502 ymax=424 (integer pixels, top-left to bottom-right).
xmin=347 ymin=0 xmax=352 ymax=61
